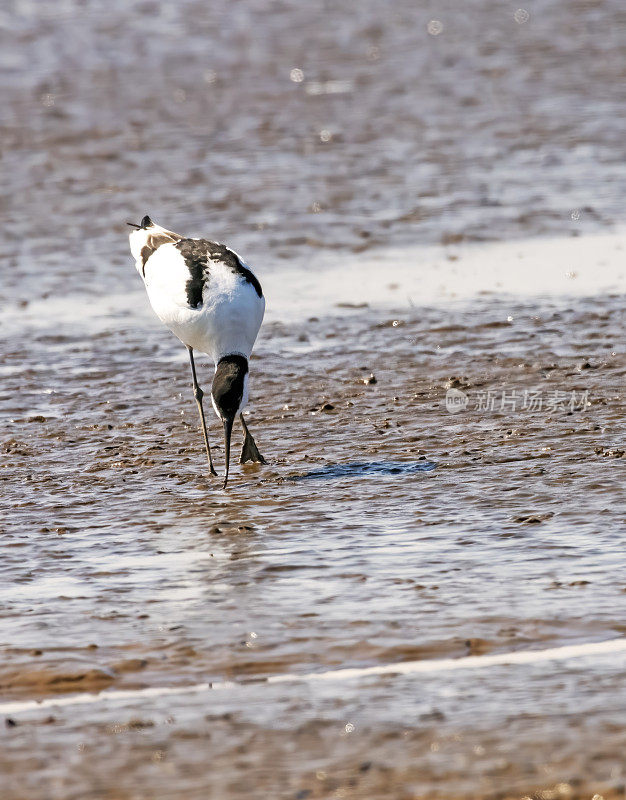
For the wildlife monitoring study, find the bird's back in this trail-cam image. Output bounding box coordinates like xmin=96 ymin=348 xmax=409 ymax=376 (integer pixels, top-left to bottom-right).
xmin=140 ymin=236 xmax=265 ymax=362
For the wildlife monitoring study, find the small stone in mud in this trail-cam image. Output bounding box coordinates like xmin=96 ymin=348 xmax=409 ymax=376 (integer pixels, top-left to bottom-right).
xmin=5 ymin=718 xmax=17 ymax=728
xmin=512 ymin=513 xmax=553 ymax=524
xmin=595 ymin=446 xmax=624 ymax=458
xmin=320 ymin=402 xmax=335 ymax=411
xmin=360 ymin=374 xmax=377 ymax=385
xmin=28 ymin=415 xmax=47 ymax=423
xmin=2 ymin=439 xmax=31 ymax=455
xmin=443 ymin=376 xmax=469 ymax=390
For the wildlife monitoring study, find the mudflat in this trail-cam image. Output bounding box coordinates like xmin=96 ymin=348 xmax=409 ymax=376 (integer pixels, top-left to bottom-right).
xmin=1 ymin=0 xmax=626 ymax=797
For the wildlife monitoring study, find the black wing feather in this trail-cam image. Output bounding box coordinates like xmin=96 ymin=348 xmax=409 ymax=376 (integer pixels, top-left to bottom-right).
xmin=175 ymin=238 xmax=263 ymax=309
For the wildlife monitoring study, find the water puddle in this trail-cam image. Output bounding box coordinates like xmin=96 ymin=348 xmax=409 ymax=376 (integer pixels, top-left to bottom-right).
xmin=288 ymin=460 xmax=438 ymax=480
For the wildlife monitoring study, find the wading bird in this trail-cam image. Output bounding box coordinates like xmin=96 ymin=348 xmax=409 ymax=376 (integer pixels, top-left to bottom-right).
xmin=128 ymin=215 xmax=266 ymax=488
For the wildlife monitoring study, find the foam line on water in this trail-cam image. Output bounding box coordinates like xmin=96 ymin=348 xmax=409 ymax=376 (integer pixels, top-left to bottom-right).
xmin=2 ymin=638 xmax=626 ymax=716
xmin=268 ymin=637 xmax=626 ymax=683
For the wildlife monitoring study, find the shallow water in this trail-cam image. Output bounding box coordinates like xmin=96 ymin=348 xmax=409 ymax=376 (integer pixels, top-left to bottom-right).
xmin=2 ymin=276 xmax=625 ymax=796
xmin=1 ymin=0 xmax=626 ymax=798
xmin=288 ymin=461 xmax=438 ymax=479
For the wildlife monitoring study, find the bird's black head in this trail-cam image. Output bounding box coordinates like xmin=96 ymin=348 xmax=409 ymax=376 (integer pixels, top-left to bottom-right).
xmin=212 ymin=355 xmax=249 ymax=489
xmin=126 ymin=215 xmax=154 ymax=230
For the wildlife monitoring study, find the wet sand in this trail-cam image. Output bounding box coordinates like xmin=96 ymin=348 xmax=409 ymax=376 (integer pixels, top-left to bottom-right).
xmin=2 ymin=247 xmax=625 ymax=797
xmin=1 ymin=0 xmax=626 ymax=797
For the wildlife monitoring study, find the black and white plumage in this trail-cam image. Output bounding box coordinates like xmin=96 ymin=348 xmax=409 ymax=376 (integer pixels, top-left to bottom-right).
xmin=128 ymin=215 xmax=266 ymax=488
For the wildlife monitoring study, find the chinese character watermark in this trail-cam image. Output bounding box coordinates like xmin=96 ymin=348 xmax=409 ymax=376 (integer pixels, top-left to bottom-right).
xmin=445 ymin=388 xmax=589 ymax=414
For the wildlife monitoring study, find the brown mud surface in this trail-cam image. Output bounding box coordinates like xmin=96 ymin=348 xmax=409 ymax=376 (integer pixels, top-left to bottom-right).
xmin=1 ymin=0 xmax=626 ymax=798
xmin=2 ymin=291 xmax=625 ymax=799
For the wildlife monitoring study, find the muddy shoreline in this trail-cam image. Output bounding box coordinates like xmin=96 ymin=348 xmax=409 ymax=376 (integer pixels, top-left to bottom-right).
xmin=2 ymin=284 xmax=625 ymax=797
xmin=2 ymin=0 xmax=626 ymax=796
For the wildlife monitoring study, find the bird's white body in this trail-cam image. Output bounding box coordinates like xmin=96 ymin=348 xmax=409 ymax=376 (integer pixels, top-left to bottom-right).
xmin=137 ymin=242 xmax=264 ymax=363
xmin=129 ymin=224 xmax=265 ymax=366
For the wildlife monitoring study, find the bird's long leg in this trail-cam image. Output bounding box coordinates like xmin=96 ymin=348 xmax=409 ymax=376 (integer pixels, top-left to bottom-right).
xmin=187 ymin=346 xmax=218 ymax=476
xmin=239 ymin=413 xmax=267 ymax=464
